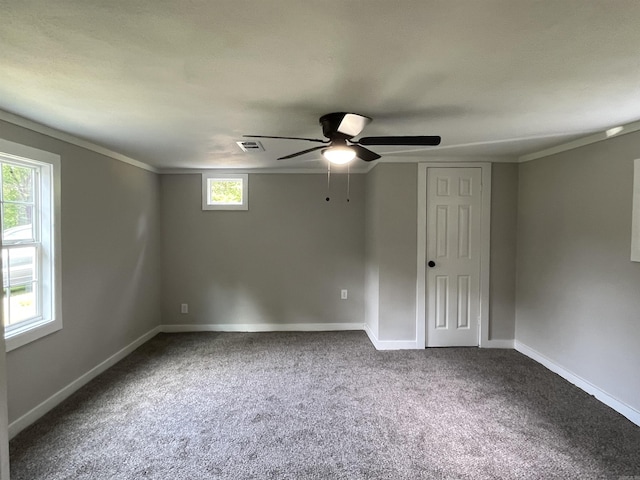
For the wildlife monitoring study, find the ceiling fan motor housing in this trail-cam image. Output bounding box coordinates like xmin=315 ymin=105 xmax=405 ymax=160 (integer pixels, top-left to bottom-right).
xmin=319 ymin=112 xmax=371 ymax=140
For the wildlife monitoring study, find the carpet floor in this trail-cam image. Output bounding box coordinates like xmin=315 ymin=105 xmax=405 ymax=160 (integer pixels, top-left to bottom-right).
xmin=9 ymin=331 xmax=640 ymax=479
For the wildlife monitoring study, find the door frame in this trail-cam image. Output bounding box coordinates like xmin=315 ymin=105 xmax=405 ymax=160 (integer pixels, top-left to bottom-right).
xmin=416 ymin=162 xmax=492 ymax=349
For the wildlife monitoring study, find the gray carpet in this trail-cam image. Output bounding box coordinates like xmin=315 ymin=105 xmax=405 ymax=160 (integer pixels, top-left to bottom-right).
xmin=9 ymin=331 xmax=640 ymax=479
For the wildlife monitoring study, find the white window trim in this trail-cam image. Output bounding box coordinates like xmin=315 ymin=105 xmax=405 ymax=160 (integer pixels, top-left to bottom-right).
xmin=0 ymin=139 xmax=62 ymax=352
xmin=202 ymin=173 xmax=248 ymax=211
xmin=632 ymin=159 xmax=640 ymax=262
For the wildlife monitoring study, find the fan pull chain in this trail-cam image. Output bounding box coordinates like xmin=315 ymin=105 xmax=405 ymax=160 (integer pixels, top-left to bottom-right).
xmin=326 ymin=162 xmax=331 ymax=202
xmin=346 ymin=163 xmax=350 ymax=203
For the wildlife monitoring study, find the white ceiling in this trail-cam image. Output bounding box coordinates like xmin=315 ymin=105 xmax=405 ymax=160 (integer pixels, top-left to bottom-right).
xmin=2 ymin=1 xmax=640 ymax=170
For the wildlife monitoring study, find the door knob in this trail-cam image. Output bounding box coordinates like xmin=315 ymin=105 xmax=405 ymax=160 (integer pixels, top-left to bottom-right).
xmin=428 ymin=261 xmax=436 ymax=268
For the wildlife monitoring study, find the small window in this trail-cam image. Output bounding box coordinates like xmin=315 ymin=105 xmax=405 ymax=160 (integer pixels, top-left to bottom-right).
xmin=202 ymin=173 xmax=248 ymax=210
xmin=0 ymin=138 xmax=61 ymax=351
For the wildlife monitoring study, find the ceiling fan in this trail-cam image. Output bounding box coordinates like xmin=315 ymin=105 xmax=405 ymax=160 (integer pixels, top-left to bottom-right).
xmin=244 ymin=112 xmax=441 ymax=165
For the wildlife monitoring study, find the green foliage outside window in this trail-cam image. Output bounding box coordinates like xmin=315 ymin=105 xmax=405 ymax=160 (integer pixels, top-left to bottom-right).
xmin=2 ymin=164 xmax=34 ymax=230
xmin=210 ymin=179 xmax=242 ymax=204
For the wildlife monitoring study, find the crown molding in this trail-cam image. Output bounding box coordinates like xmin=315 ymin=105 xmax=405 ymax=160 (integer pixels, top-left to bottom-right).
xmin=158 ymin=166 xmax=370 ymax=175
xmin=519 ymin=119 xmax=640 ymax=163
xmin=0 ymin=109 xmax=158 ymax=173
xmin=160 ymin=156 xmax=511 ymax=175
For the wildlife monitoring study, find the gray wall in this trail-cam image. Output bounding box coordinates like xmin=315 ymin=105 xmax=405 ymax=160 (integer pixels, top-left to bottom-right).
xmin=516 ymin=131 xmax=640 ymax=412
xmin=364 ymin=166 xmax=380 ymax=337
xmin=160 ymin=173 xmax=365 ymax=327
xmin=490 ymin=163 xmax=518 ymax=340
xmin=0 ymin=120 xmax=162 ymax=423
xmin=364 ymin=164 xmax=419 ymax=342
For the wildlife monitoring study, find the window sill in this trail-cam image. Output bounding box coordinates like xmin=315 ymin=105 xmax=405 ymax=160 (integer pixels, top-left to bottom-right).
xmin=5 ymin=318 xmax=62 ymax=352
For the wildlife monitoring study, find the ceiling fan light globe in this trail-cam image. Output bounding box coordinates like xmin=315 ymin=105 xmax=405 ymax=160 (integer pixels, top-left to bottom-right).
xmin=323 ymin=146 xmax=356 ymax=165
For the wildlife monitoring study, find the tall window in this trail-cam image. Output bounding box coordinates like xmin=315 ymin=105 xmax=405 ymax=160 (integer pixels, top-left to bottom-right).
xmin=0 ymin=139 xmax=61 ymax=351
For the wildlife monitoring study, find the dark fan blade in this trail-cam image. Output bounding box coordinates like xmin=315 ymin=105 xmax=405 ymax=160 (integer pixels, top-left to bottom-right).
xmin=244 ymin=135 xmax=327 ymax=143
xmin=352 ymin=145 xmax=381 ymax=162
xmin=277 ymin=145 xmax=325 ymax=160
xmin=358 ymin=136 xmax=441 ymax=146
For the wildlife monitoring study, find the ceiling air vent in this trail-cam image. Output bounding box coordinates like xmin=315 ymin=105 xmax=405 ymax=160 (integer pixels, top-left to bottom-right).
xmin=236 ymin=140 xmax=264 ymax=152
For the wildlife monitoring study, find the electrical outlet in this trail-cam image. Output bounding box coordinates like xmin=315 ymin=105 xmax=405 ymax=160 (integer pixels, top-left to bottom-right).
xmin=341 ymin=289 xmax=348 ymax=300
xmin=180 ymin=303 xmax=188 ymax=314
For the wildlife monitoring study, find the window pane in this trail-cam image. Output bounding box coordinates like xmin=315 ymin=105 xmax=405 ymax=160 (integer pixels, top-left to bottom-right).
xmin=2 ymin=164 xmax=34 ymax=203
xmin=209 ymin=179 xmax=243 ymax=205
xmin=7 ymin=283 xmax=36 ymax=325
xmin=2 ymin=204 xmax=34 ymax=241
xmin=7 ymin=246 xmax=36 ymax=286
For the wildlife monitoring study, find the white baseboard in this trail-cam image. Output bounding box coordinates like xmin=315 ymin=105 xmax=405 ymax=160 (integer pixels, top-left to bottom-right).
xmin=364 ymin=324 xmax=419 ymax=350
xmin=165 ymin=323 xmax=422 ymax=351
xmin=8 ymin=326 xmax=162 ymax=439
xmin=161 ymin=323 xmax=365 ymax=333
xmin=515 ymin=341 xmax=640 ymax=427
xmin=481 ymin=339 xmax=515 ymax=349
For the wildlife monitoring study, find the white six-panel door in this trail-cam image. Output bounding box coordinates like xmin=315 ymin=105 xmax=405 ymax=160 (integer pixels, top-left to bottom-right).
xmin=426 ymin=168 xmax=482 ymax=347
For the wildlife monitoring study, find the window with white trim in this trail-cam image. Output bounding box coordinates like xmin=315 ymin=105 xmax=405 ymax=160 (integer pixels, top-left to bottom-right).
xmin=1 ymin=139 xmax=61 ymax=351
xmin=202 ymin=173 xmax=248 ymax=210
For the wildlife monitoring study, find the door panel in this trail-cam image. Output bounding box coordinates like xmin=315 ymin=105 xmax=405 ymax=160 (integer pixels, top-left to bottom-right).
xmin=427 ymin=168 xmax=482 ymax=346
xmin=457 ymin=275 xmax=470 ymax=329
xmin=458 ymin=205 xmax=471 ymax=258
xmin=435 ymin=276 xmax=448 ymax=329
xmin=436 ymin=206 xmax=448 ymax=258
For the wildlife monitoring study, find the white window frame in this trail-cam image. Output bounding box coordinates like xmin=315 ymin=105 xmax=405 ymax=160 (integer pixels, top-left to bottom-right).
xmin=202 ymin=173 xmax=248 ymax=211
xmin=0 ymin=139 xmax=61 ymax=352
